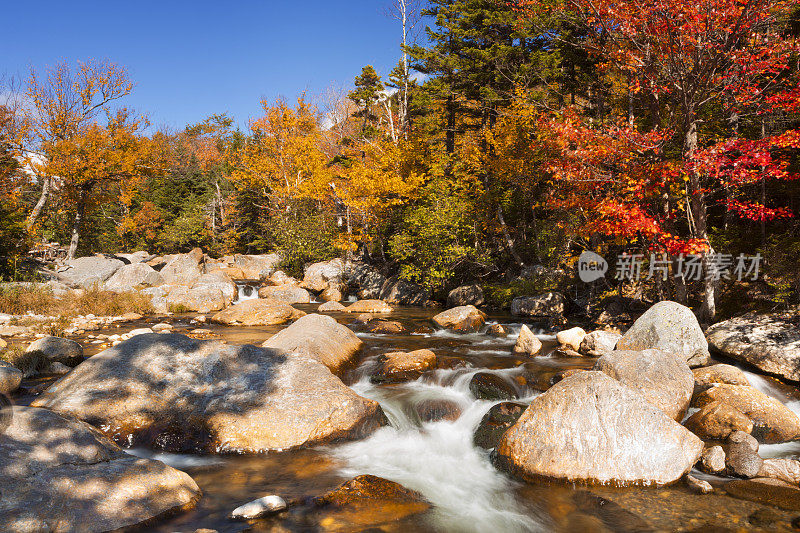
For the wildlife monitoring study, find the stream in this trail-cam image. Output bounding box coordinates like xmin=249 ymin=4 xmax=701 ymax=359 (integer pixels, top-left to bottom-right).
xmin=18 ymin=304 xmax=800 ymax=532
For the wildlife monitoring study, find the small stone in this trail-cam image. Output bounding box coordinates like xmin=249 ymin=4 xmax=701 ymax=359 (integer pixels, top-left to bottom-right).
xmin=700 ymin=446 xmax=726 ymax=474
xmin=486 ymin=324 xmax=507 ymax=337
xmin=230 ymin=495 xmax=287 ymax=520
xmin=685 ymin=474 xmax=713 ymax=494
xmin=513 ymin=325 xmax=542 ymax=355
xmin=556 ymin=327 xmax=586 ymax=351
xmin=726 ymin=431 xmax=763 ymax=478
xmin=128 ymin=328 xmax=154 ymax=337
xmin=728 ymin=430 xmax=759 ymax=452
xmin=151 ymin=323 xmax=173 ymax=332
xmin=318 ymin=301 xmax=346 ymax=312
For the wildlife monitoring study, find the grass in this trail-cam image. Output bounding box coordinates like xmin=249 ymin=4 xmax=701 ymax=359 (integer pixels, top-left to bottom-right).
xmin=0 ymin=284 xmax=153 ymax=317
xmin=0 ymin=344 xmax=48 ymax=377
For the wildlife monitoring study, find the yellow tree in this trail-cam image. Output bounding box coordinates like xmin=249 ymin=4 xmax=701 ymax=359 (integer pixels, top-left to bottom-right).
xmin=231 ymin=98 xmax=330 ymax=211
xmin=19 ymin=60 xmax=136 ymax=240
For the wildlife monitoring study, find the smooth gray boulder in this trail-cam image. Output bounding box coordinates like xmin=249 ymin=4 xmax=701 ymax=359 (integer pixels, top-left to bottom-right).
xmin=25 ymin=336 xmax=84 ymax=367
xmin=56 ymin=256 xmax=124 ymax=288
xmin=0 ymin=406 xmax=200 ymax=532
xmin=594 ymin=349 xmax=694 ymax=420
xmin=103 ymin=263 xmax=162 ymax=292
xmin=447 ymin=284 xmax=484 ymax=307
xmin=495 ymin=371 xmax=703 ymax=486
xmin=0 ymin=360 xmax=22 ymax=394
xmin=706 ymin=312 xmax=800 ymax=381
xmin=511 ymin=292 xmax=566 ymax=318
xmin=31 ymin=333 xmax=384 ymax=453
xmin=616 ymin=301 xmax=710 ymax=366
xmin=262 ymin=313 xmax=363 ymax=373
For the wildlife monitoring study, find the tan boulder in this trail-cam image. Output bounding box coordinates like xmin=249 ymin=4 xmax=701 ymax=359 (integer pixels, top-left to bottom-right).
xmin=556 ymin=327 xmax=586 ymax=351
xmin=513 ymin=325 xmax=542 ymax=355
xmin=371 ymin=349 xmax=437 ymax=383
xmin=684 ymin=401 xmax=754 ymax=440
xmin=258 ymin=284 xmax=311 ymax=304
xmin=692 ymin=364 xmax=750 ymax=393
xmin=31 ymin=333 xmax=384 ymax=453
xmin=0 ymin=406 xmax=200 ymax=532
xmin=262 ymin=313 xmax=363 ymax=373
xmin=211 ymin=299 xmax=303 ymax=326
xmin=346 ymin=299 xmax=393 ymax=314
xmin=495 ymin=371 xmax=703 ymax=486
xmin=432 ymin=305 xmax=486 ymax=333
xmin=594 ymin=349 xmax=694 ymax=420
xmin=693 ymin=384 xmax=800 ymax=443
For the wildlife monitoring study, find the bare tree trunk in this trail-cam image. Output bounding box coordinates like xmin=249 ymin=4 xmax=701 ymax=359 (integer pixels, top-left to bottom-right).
xmin=27 ymin=176 xmax=51 ymax=230
xmin=67 ymin=193 xmax=86 ymax=260
xmin=686 ymin=120 xmax=715 ymax=322
xmin=497 ymin=204 xmax=524 ymax=267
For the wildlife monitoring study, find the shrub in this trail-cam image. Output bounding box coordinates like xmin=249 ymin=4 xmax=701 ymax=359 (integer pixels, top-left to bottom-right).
xmin=1 ymin=344 xmax=48 ymax=378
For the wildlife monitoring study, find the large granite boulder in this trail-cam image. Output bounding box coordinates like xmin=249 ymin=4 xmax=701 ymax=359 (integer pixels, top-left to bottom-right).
xmin=594 ymin=349 xmax=694 ymax=421
xmin=447 ymin=285 xmax=484 ymax=308
xmin=115 ymin=250 xmax=154 ymax=264
xmin=25 ymin=336 xmax=84 ymax=367
xmin=616 ymin=301 xmax=710 ymax=367
xmin=193 ymin=271 xmax=237 ymax=306
xmin=0 ymin=406 xmax=200 ymax=532
xmin=579 ymin=330 xmax=622 ymax=357
xmin=510 ymin=292 xmax=566 ymax=318
xmin=304 ymin=259 xmax=345 ymax=292
xmin=159 ymin=248 xmax=204 ymax=286
xmin=103 ymin=262 xmax=163 ymax=292
xmin=706 ymin=312 xmax=800 ymax=382
xmin=379 ymin=276 xmax=430 ymax=306
xmin=211 ymin=299 xmax=303 ymax=326
xmin=229 ymin=253 xmax=280 ymax=280
xmin=262 ymin=314 xmax=363 ymax=373
xmin=55 ymin=256 xmax=124 ymax=288
xmin=432 ymin=305 xmax=486 ymax=333
xmin=0 ymin=360 xmax=22 ymax=394
xmin=166 ymin=284 xmax=227 ymax=314
xmin=30 ymin=333 xmax=385 ymax=453
xmin=495 ymin=371 xmax=703 ymax=485
xmin=258 ymin=284 xmax=312 ymax=304
xmin=693 ymin=384 xmax=800 ymax=443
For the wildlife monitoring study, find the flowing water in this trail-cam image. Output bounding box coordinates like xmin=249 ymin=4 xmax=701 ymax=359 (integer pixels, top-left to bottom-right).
xmin=18 ymin=305 xmax=800 ymax=532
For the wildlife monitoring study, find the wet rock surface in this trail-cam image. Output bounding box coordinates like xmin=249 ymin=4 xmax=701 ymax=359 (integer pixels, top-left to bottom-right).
xmin=432 ymin=305 xmax=486 ymax=333
xmin=473 ymin=401 xmax=526 ymax=449
xmin=371 ymin=349 xmax=437 ymax=383
xmin=211 ymin=299 xmax=303 ymax=326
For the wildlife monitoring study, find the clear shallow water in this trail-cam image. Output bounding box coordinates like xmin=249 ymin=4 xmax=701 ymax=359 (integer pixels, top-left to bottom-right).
xmin=20 ymin=304 xmax=800 ymax=531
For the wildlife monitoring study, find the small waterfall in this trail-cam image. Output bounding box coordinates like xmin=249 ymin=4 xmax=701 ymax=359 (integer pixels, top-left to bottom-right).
xmin=234 ymin=282 xmax=259 ymax=302
xmin=335 ymin=369 xmax=545 ymax=533
xmin=740 ymin=369 xmax=800 ymax=458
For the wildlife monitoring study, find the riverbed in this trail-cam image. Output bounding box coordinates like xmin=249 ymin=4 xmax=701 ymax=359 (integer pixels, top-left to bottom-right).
xmin=15 ymin=304 xmax=800 ymax=532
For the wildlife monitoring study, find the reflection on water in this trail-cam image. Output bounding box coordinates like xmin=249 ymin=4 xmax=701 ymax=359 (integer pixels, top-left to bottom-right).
xmin=31 ymin=303 xmax=800 ymax=531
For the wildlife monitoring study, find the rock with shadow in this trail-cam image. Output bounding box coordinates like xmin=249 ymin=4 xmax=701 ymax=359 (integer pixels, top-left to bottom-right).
xmin=31 ymin=332 xmax=385 ymax=453
xmin=0 ymin=406 xmax=200 ymax=532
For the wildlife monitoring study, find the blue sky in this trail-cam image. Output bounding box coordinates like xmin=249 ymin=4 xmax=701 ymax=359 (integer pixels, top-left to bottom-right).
xmin=4 ymin=0 xmax=416 ymax=130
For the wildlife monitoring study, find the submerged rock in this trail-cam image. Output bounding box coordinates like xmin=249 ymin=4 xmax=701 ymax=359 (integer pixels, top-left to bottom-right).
xmin=495 ymin=371 xmax=703 ymax=486
xmin=25 ymin=336 xmax=84 ymax=367
xmin=345 ymin=299 xmax=393 ymax=314
xmin=513 ymin=325 xmax=542 ymax=355
xmin=211 ymin=299 xmax=303 ymax=326
xmin=724 ymin=478 xmax=800 ymax=511
xmin=693 ymin=384 xmax=800 ymax=443
xmin=469 ymin=372 xmax=518 ymax=401
xmin=262 ymin=313 xmax=363 ymax=373
xmin=432 ymin=305 xmax=486 ymax=333
xmin=594 ymin=349 xmax=693 ymax=421
xmin=31 ymin=333 xmax=384 ymax=453
xmin=616 ymin=301 xmax=710 ymax=367
xmin=371 ymin=349 xmax=437 ymax=383
xmin=706 ymin=312 xmax=800 ymax=382
xmin=310 ymin=475 xmax=431 ymax=528
xmin=473 ymin=401 xmax=526 ymax=449
xmin=364 ymin=319 xmax=407 ymax=334
xmin=0 ymin=406 xmax=200 ymax=532
xmin=415 ymin=398 xmax=462 ymax=422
